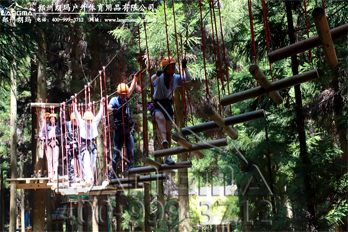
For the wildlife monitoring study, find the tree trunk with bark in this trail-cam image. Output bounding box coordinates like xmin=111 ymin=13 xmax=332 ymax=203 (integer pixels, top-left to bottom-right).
xmin=32 ymin=27 xmax=47 ymax=232
xmin=174 ymin=88 xmax=191 ymax=232
xmin=9 ymin=8 xmax=18 ymax=232
xmin=285 ymin=1 xmax=316 ymax=229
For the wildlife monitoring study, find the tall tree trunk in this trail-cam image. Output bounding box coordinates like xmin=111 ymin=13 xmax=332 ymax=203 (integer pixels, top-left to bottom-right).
xmin=9 ymin=8 xmax=18 ymax=232
xmin=45 ymin=189 xmax=52 ymax=231
xmin=174 ymin=88 xmax=191 ymax=232
xmin=143 ymin=77 xmax=151 ymax=232
xmin=116 ymin=191 xmax=124 ymax=231
xmin=0 ymin=169 xmax=4 ymax=232
xmin=32 ymin=27 xmax=47 ymax=232
xmin=285 ymin=1 xmax=316 ymax=229
xmin=332 ymin=72 xmax=348 ymax=231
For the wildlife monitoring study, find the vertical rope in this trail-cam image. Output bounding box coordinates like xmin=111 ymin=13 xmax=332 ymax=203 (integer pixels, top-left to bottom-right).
xmin=163 ymin=0 xmax=177 ymax=124
xmin=217 ymin=0 xmax=232 ymax=115
xmin=171 ymin=0 xmax=187 ymax=122
xmin=121 ymin=47 xmax=133 ymax=169
xmin=144 ymin=20 xmax=156 ymax=157
xmin=62 ymin=103 xmax=69 ymax=179
xmin=209 ymin=0 xmax=222 ymax=115
xmin=199 ymin=0 xmax=210 ymax=101
xmin=137 ymin=25 xmax=143 ymax=165
xmin=59 ymin=106 xmax=64 ymax=177
xmin=248 ymin=0 xmax=261 ymax=103
xmin=103 ymin=67 xmax=113 ymax=178
xmin=211 ymin=0 xmax=225 ymax=93
xmin=262 ymin=0 xmax=275 ymax=83
xmin=143 ymin=20 xmax=152 ymax=157
xmin=117 ymin=50 xmax=125 ymax=170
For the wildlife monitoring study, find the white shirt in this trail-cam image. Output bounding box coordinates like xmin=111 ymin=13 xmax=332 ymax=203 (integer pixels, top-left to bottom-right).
xmin=73 ymin=105 xmax=103 ymax=140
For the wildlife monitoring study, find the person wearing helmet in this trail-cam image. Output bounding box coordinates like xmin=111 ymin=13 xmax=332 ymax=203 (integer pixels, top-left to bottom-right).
xmin=71 ymin=97 xmax=105 ymax=186
xmin=150 ymin=57 xmax=192 ymax=164
xmin=65 ymin=112 xmax=80 ymax=184
xmin=107 ymin=70 xmax=142 ymax=177
xmin=40 ymin=112 xmax=62 ymax=182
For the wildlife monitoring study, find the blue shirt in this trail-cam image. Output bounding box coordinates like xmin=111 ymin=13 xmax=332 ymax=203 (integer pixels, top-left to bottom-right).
xmin=109 ymin=96 xmax=130 ymax=121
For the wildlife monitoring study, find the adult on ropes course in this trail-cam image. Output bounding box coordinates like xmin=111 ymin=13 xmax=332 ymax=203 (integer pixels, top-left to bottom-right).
xmin=107 ymin=70 xmax=142 ymax=178
xmin=65 ymin=112 xmax=79 ymax=185
xmin=39 ymin=112 xmax=62 ymax=182
xmin=149 ymin=57 xmax=192 ymax=165
xmin=71 ymin=96 xmax=105 ymax=186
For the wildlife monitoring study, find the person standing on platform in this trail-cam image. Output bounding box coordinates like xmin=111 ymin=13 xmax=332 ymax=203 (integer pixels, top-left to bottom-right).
xmin=71 ymin=97 xmax=105 ymax=186
xmin=40 ymin=113 xmax=61 ymax=182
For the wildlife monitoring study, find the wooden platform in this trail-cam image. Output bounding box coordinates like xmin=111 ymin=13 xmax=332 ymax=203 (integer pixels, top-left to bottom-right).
xmin=7 ymin=177 xmax=50 ymax=190
xmin=7 ymin=173 xmax=162 ymax=196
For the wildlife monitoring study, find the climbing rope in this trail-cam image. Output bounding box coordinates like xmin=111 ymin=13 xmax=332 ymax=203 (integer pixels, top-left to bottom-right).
xmin=217 ymin=0 xmax=233 ymax=116
xmin=209 ymin=0 xmax=222 ymax=115
xmin=199 ymin=0 xmax=211 ymax=101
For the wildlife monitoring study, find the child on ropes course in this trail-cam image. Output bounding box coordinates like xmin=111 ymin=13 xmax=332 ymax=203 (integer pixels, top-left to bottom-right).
xmin=71 ymin=97 xmax=105 ymax=186
xmin=150 ymin=57 xmax=192 ymax=165
xmin=40 ymin=113 xmax=62 ymax=182
xmin=107 ymin=70 xmax=142 ymax=178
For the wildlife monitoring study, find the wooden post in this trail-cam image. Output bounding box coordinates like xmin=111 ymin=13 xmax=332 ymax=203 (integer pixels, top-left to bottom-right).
xmin=267 ymin=23 xmax=348 ymax=63
xmin=221 ymin=69 xmax=319 ymax=106
xmin=249 ymin=65 xmax=283 ymax=104
xmin=174 ymin=88 xmax=191 ymax=232
xmin=116 ymin=192 xmax=123 ymax=232
xmin=172 ymin=133 xmax=204 ymax=159
xmin=45 ymin=189 xmax=52 ymax=231
xmin=181 ymin=110 xmax=265 ymax=135
xmin=21 ymin=167 xmax=25 ymax=232
xmin=154 ymin=139 xmax=228 ymax=158
xmin=204 ymin=105 xmax=238 ymax=139
xmin=312 ymin=7 xmax=338 ymax=68
xmin=92 ymin=196 xmax=98 ymax=232
xmin=77 ymin=196 xmax=84 ymax=232
xmin=144 ymin=183 xmax=151 ymax=231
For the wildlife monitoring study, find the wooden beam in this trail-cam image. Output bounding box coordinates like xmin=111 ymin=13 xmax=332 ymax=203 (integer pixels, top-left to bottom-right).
xmin=181 ymin=109 xmax=265 ymax=135
xmin=204 ymin=105 xmax=238 ymax=139
xmin=109 ymin=174 xmax=167 ymax=185
xmin=268 ymin=23 xmax=347 ymax=63
xmin=123 ymin=161 xmax=192 ymax=176
xmin=312 ymin=7 xmax=338 ymax=67
xmin=172 ymin=133 xmax=204 ymax=159
xmin=30 ymin=102 xmax=61 ymax=108
xmin=249 ymin=65 xmax=283 ymax=104
xmin=154 ymin=139 xmax=228 ymax=158
xmin=118 ymin=183 xmax=144 ymax=191
xmin=141 ymin=156 xmax=162 ymax=170
xmin=221 ymin=69 xmax=319 ymax=106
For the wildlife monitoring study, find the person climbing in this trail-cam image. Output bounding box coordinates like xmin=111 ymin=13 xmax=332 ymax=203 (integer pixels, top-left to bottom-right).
xmin=40 ymin=112 xmax=62 ymax=182
xmin=107 ymin=70 xmax=142 ymax=178
xmin=71 ymin=97 xmax=105 ymax=186
xmin=150 ymin=57 xmax=192 ymax=164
